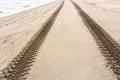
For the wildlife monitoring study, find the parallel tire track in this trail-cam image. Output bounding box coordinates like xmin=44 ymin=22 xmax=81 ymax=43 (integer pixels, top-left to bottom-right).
xmin=71 ymin=0 xmax=120 ymax=80
xmin=0 ymin=1 xmax=64 ymax=80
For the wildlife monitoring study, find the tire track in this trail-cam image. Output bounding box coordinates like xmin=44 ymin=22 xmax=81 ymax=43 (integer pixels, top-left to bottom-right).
xmin=0 ymin=1 xmax=64 ymax=80
xmin=71 ymin=0 xmax=120 ymax=80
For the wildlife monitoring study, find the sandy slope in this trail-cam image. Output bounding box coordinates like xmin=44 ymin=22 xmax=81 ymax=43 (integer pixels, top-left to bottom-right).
xmin=74 ymin=0 xmax=120 ymax=43
xmin=85 ymin=0 xmax=120 ymax=12
xmin=0 ymin=0 xmax=62 ymax=71
xmin=26 ymin=0 xmax=116 ymax=80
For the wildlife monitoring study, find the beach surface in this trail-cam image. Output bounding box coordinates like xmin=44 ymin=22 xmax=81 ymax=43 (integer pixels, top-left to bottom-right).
xmin=0 ymin=0 xmax=119 ymax=80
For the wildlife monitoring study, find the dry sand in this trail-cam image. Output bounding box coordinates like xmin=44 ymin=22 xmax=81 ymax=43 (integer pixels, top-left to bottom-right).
xmin=26 ymin=0 xmax=116 ymax=80
xmin=0 ymin=0 xmax=63 ymax=71
xmin=74 ymin=0 xmax=120 ymax=42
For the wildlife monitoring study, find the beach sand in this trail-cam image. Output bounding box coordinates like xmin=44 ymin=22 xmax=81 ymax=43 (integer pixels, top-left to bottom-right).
xmin=0 ymin=0 xmax=118 ymax=80
xmin=26 ymin=0 xmax=116 ymax=80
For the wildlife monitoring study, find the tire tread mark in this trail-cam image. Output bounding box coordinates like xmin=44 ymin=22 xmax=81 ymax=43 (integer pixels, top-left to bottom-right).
xmin=0 ymin=1 xmax=64 ymax=80
xmin=71 ymin=0 xmax=120 ymax=80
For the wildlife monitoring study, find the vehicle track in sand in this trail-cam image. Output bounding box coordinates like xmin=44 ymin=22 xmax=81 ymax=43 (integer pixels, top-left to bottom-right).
xmin=71 ymin=0 xmax=120 ymax=79
xmin=0 ymin=0 xmax=119 ymax=80
xmin=0 ymin=1 xmax=64 ymax=80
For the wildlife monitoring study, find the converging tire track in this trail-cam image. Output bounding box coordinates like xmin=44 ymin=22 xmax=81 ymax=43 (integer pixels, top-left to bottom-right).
xmin=0 ymin=1 xmax=64 ymax=80
xmin=71 ymin=0 xmax=120 ymax=79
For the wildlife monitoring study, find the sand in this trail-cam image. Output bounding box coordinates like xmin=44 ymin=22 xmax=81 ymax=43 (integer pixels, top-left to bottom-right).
xmin=0 ymin=0 xmax=63 ymax=71
xmin=74 ymin=0 xmax=120 ymax=42
xmin=26 ymin=0 xmax=116 ymax=80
